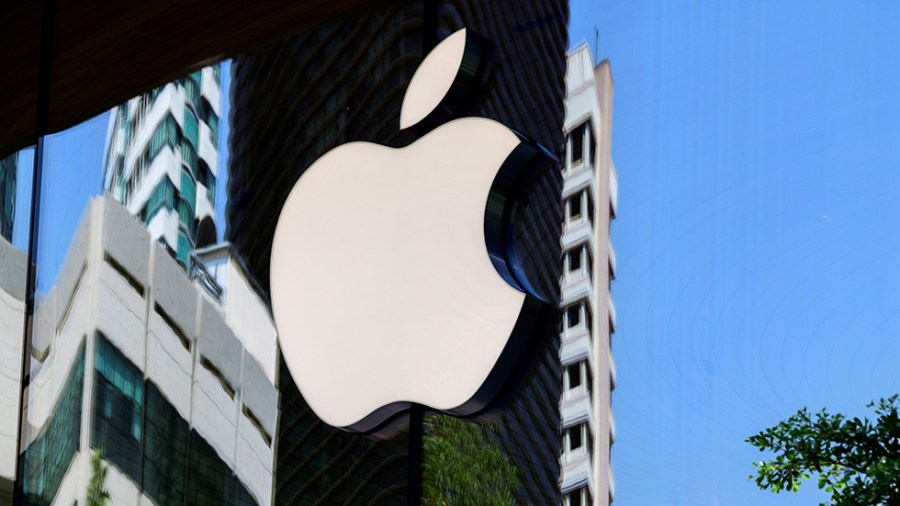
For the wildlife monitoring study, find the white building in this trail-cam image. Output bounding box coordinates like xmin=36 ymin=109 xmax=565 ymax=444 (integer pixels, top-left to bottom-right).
xmin=0 ymin=236 xmax=26 ymax=504
xmin=559 ymin=44 xmax=618 ymax=506
xmin=19 ymin=197 xmax=278 ymax=505
xmin=102 ymin=65 xmax=221 ymax=268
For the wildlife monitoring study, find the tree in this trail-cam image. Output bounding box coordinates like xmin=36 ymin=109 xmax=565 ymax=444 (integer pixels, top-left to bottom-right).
xmin=422 ymin=416 xmax=519 ymax=506
xmin=747 ymin=395 xmax=900 ymax=505
xmin=86 ymin=450 xmax=111 ymax=506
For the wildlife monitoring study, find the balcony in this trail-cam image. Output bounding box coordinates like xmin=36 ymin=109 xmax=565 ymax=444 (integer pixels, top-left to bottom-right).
xmin=608 ymin=240 xmax=617 ymax=279
xmin=562 ymin=162 xmax=595 ymax=200
xmin=608 ymin=293 xmax=617 ymax=332
xmin=609 ymin=160 xmax=618 ymax=218
xmin=560 ymin=324 xmax=593 ymax=368
xmin=560 ymin=450 xmax=595 ymax=496
xmin=561 ymin=215 xmax=593 ymax=257
xmin=560 ymin=387 xmax=593 ymax=430
xmin=561 ymin=267 xmax=593 ymax=309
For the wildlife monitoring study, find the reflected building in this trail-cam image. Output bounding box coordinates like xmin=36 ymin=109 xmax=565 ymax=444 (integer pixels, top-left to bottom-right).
xmin=228 ymin=1 xmax=568 ymax=504
xmin=19 ymin=197 xmax=278 ymax=506
xmin=559 ymin=44 xmax=617 ymax=506
xmin=102 ymin=65 xmax=221 ymax=268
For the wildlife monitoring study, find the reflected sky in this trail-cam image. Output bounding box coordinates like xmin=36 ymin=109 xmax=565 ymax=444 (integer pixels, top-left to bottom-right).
xmin=37 ymin=113 xmax=107 ymax=292
xmin=571 ymin=1 xmax=900 ymax=504
xmin=12 ymin=148 xmax=34 ymax=250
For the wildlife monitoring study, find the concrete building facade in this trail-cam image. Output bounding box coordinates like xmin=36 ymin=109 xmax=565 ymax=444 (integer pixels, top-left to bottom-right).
xmin=102 ymin=65 xmax=221 ymax=268
xmin=559 ymin=43 xmax=617 ymax=506
xmin=18 ymin=197 xmax=277 ymax=506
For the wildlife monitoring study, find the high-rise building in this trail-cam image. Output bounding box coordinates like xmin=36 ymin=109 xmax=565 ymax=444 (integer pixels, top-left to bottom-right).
xmin=18 ymin=197 xmax=278 ymax=505
xmin=0 ymin=153 xmax=16 ymax=241
xmin=228 ymin=2 xmax=568 ymax=504
xmin=102 ymin=65 xmax=221 ymax=268
xmin=559 ymin=44 xmax=617 ymax=506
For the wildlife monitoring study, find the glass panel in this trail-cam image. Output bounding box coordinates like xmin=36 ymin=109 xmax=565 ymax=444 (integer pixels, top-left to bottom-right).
xmin=20 ymin=112 xmax=108 ymax=506
xmin=0 ymin=146 xmax=33 ymax=502
xmin=140 ymin=176 xmax=175 ymax=224
xmin=21 ymin=342 xmax=84 ymax=506
xmin=186 ymin=430 xmax=236 ymax=505
xmin=184 ymin=74 xmax=200 ymax=112
xmin=92 ymin=334 xmax=143 ymax=484
xmin=181 ymin=139 xmax=198 ymax=177
xmin=19 ymin=55 xmax=277 ymax=506
xmin=180 ymin=169 xmax=196 ymax=208
xmin=184 ymin=108 xmax=199 ymax=148
xmin=141 ymin=381 xmax=188 ymax=505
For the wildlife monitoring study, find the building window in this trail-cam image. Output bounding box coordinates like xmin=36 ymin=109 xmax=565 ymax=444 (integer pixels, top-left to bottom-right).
xmin=149 ymin=114 xmax=180 ymax=161
xmin=564 ymin=488 xmax=593 ymax=506
xmin=197 ymin=160 xmax=216 ymax=206
xmin=92 ymin=333 xmax=144 ymax=485
xmin=566 ymin=304 xmax=581 ymax=328
xmin=568 ymin=247 xmax=582 ymax=271
xmin=566 ymin=363 xmax=582 ymax=390
xmin=140 ymin=177 xmax=176 ymax=224
xmin=177 ymin=231 xmax=192 ymax=267
xmin=181 ymin=139 xmax=198 ymax=177
xmin=568 ymin=192 xmax=583 ymax=220
xmin=184 ymin=73 xmax=201 ymax=111
xmin=567 ymin=424 xmax=583 ymax=451
xmin=200 ymin=98 xmax=219 ymax=143
xmin=184 ymin=109 xmax=200 ymax=148
xmin=564 ymin=488 xmax=584 ymax=506
xmin=589 ymin=124 xmax=597 ymax=166
xmin=142 ymin=381 xmax=189 ymax=505
xmin=571 ymin=122 xmax=586 ymax=166
xmin=21 ymin=341 xmax=85 ymax=505
xmin=188 ymin=429 xmax=256 ymax=505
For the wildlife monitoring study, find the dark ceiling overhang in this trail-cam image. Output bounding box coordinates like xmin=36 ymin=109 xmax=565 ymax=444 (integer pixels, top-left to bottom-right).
xmin=0 ymin=0 xmax=384 ymax=158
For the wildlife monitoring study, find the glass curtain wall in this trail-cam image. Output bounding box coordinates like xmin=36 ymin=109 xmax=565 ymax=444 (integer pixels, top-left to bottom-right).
xmin=14 ymin=56 xmax=279 ymax=506
xmin=0 ymin=146 xmax=34 ymax=505
xmin=7 ymin=1 xmax=571 ymax=505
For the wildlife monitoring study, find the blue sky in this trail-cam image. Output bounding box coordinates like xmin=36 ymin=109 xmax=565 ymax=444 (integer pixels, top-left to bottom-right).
xmin=570 ymin=1 xmax=900 ymax=504
xmin=14 ymin=2 xmax=900 ymax=503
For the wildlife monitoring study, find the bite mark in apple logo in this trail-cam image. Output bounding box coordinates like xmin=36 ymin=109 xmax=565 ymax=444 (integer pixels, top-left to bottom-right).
xmin=271 ymin=28 xmax=556 ymax=435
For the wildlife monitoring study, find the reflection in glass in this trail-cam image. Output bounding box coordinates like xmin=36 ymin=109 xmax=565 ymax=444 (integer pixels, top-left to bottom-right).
xmin=228 ymin=1 xmax=568 ymax=504
xmin=18 ymin=61 xmax=278 ymax=506
xmin=1 ymin=146 xmax=33 ymax=504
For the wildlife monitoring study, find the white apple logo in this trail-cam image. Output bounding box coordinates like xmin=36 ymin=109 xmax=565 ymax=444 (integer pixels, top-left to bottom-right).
xmin=271 ymin=28 xmax=552 ymax=434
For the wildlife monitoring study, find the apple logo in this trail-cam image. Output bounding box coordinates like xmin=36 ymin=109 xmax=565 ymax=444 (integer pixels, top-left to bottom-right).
xmin=271 ymin=28 xmax=555 ymax=435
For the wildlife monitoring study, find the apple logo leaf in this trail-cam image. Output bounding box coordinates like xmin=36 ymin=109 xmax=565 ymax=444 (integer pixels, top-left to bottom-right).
xmin=400 ymin=28 xmax=493 ymax=133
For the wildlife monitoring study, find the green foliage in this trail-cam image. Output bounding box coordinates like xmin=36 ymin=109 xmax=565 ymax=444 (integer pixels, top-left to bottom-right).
xmin=87 ymin=450 xmax=111 ymax=506
xmin=747 ymin=395 xmax=900 ymax=505
xmin=422 ymin=416 xmax=519 ymax=506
